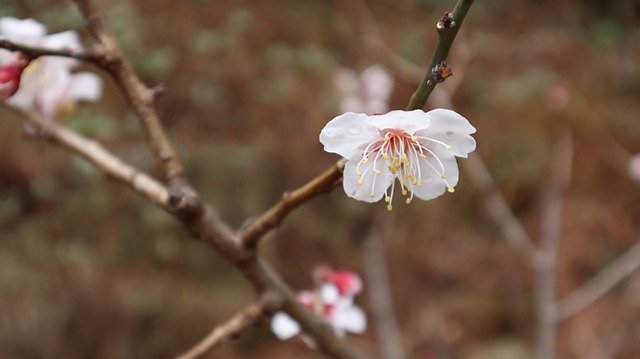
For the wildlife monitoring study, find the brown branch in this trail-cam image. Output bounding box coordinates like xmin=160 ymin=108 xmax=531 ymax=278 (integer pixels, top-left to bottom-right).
xmin=0 ymin=39 xmax=113 ymax=68
xmin=72 ymin=0 xmax=189 ymax=198
xmin=362 ymin=215 xmax=405 ymax=359
xmin=557 ymin=239 xmax=640 ymax=321
xmin=23 ymin=112 xmax=169 ymax=208
xmin=239 ymin=159 xmax=346 ymax=249
xmin=175 ymin=293 xmax=283 ymax=359
xmin=18 ymin=114 xmax=366 ymax=359
xmin=533 ymin=130 xmax=573 ymax=359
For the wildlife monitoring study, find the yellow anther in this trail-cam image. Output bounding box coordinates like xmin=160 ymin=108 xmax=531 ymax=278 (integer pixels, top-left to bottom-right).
xmin=406 ymin=198 xmax=412 ymax=204
xmin=386 ymin=204 xmax=393 ymax=211
xmin=375 ymin=169 xmax=381 ymax=175
xmin=407 ymin=187 xmax=412 ymax=192
xmin=399 ymin=179 xmax=406 ymax=185
xmin=445 ymin=144 xmax=452 ymax=150
xmin=357 ymin=179 xmax=363 ymax=185
xmin=417 ymin=180 xmax=423 ymax=186
xmin=384 ymin=196 xmax=390 ymax=203
xmin=393 ymin=157 xmax=399 ymax=163
xmin=362 ymin=157 xmax=369 ymax=164
xmin=411 ymin=137 xmax=418 ymax=142
xmin=419 ymin=153 xmax=427 ymax=159
xmin=357 ymin=170 xmax=362 ymax=176
xmin=370 ymin=192 xmax=375 ymax=198
xmin=447 ymin=187 xmax=455 ymax=193
xmin=401 ymin=153 xmax=408 ymax=161
xmin=383 ymin=153 xmax=388 ymax=160
xmin=402 ymin=189 xmax=408 ymax=196
xmin=441 ymin=173 xmax=446 ymax=179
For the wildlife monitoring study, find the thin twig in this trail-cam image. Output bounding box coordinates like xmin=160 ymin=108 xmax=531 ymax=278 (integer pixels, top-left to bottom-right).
xmin=406 ymin=0 xmax=475 ymax=110
xmin=462 ymin=155 xmax=539 ymax=262
xmin=175 ymin=293 xmax=282 ymax=359
xmin=239 ymin=159 xmax=346 ymax=249
xmin=557 ymin=239 xmax=640 ymax=321
xmin=533 ymin=130 xmax=573 ymax=359
xmin=0 ymin=39 xmax=113 ymax=68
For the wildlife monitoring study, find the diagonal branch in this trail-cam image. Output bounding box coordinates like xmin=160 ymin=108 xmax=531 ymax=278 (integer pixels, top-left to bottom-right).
xmin=17 ymin=114 xmax=366 ymax=359
xmin=23 ymin=111 xmax=168 ymax=208
xmin=462 ymin=154 xmax=539 ymax=263
xmin=175 ymin=292 xmax=283 ymax=359
xmin=557 ymin=238 xmax=640 ymax=321
xmin=239 ymin=159 xmax=346 ymax=249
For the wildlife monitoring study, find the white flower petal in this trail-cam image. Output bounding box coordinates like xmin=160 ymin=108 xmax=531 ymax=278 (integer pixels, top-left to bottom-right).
xmin=319 ymin=112 xmax=379 ymax=159
xmin=343 ymin=156 xmax=391 ymax=202
xmin=419 ymin=108 xmax=477 ymax=158
xmin=370 ymin=110 xmax=430 ymax=134
xmin=0 ymin=17 xmax=47 ymax=40
xmin=331 ymin=305 xmax=367 ymax=334
xmin=319 ymin=283 xmax=340 ymax=305
xmin=411 ymin=152 xmax=459 ymax=201
xmin=41 ymin=30 xmax=82 ymax=51
xmin=270 ymin=312 xmax=301 ymax=340
xmin=66 ymin=72 xmax=103 ymax=102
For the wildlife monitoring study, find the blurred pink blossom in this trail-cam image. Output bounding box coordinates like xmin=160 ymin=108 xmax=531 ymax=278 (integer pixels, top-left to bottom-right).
xmin=0 ymin=17 xmax=103 ymax=119
xmin=0 ymin=52 xmax=31 ymax=100
xmin=334 ymin=64 xmax=393 ymax=115
xmin=270 ymin=270 xmax=366 ymax=341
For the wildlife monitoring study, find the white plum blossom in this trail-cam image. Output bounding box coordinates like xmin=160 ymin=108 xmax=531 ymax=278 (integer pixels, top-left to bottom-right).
xmin=320 ymin=109 xmax=476 ymax=210
xmin=334 ymin=64 xmax=393 ymax=115
xmin=0 ymin=17 xmax=102 ymax=119
xmin=270 ymin=270 xmax=366 ymax=341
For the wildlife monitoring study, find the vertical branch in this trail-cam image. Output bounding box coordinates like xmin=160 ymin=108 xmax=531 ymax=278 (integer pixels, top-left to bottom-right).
xmin=406 ymin=0 xmax=474 ymax=110
xmin=534 ymin=131 xmax=573 ymax=359
xmin=362 ymin=219 xmax=405 ymax=359
xmin=72 ymin=0 xmax=189 ymax=194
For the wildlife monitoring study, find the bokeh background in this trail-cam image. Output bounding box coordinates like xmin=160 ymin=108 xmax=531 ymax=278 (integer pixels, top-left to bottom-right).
xmin=1 ymin=0 xmax=640 ymax=358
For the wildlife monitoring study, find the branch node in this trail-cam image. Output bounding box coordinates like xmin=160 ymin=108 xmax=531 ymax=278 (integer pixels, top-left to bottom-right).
xmin=431 ymin=61 xmax=453 ymax=83
xmin=436 ymin=12 xmax=456 ymax=31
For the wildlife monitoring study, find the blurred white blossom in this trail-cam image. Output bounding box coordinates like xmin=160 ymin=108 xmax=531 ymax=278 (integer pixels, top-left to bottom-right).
xmin=334 ymin=64 xmax=393 ymax=115
xmin=270 ymin=270 xmax=366 ymax=341
xmin=628 ymin=154 xmax=640 ymax=182
xmin=0 ymin=17 xmax=103 ymax=119
xmin=320 ymin=109 xmax=476 ymax=210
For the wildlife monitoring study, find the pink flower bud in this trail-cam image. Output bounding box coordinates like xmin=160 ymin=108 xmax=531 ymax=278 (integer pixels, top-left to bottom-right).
xmin=0 ymin=53 xmax=31 ymax=100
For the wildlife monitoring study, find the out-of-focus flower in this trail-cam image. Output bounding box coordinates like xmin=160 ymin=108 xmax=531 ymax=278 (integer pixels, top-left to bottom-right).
xmin=0 ymin=52 xmax=31 ymax=100
xmin=320 ymin=268 xmax=363 ymax=297
xmin=270 ymin=270 xmax=366 ymax=341
xmin=628 ymin=154 xmax=640 ymax=182
xmin=320 ymin=109 xmax=476 ymax=210
xmin=334 ymin=64 xmax=393 ymax=115
xmin=0 ymin=17 xmax=102 ymax=119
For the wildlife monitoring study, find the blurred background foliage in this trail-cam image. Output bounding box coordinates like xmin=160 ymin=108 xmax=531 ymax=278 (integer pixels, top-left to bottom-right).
xmin=1 ymin=0 xmax=640 ymax=358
